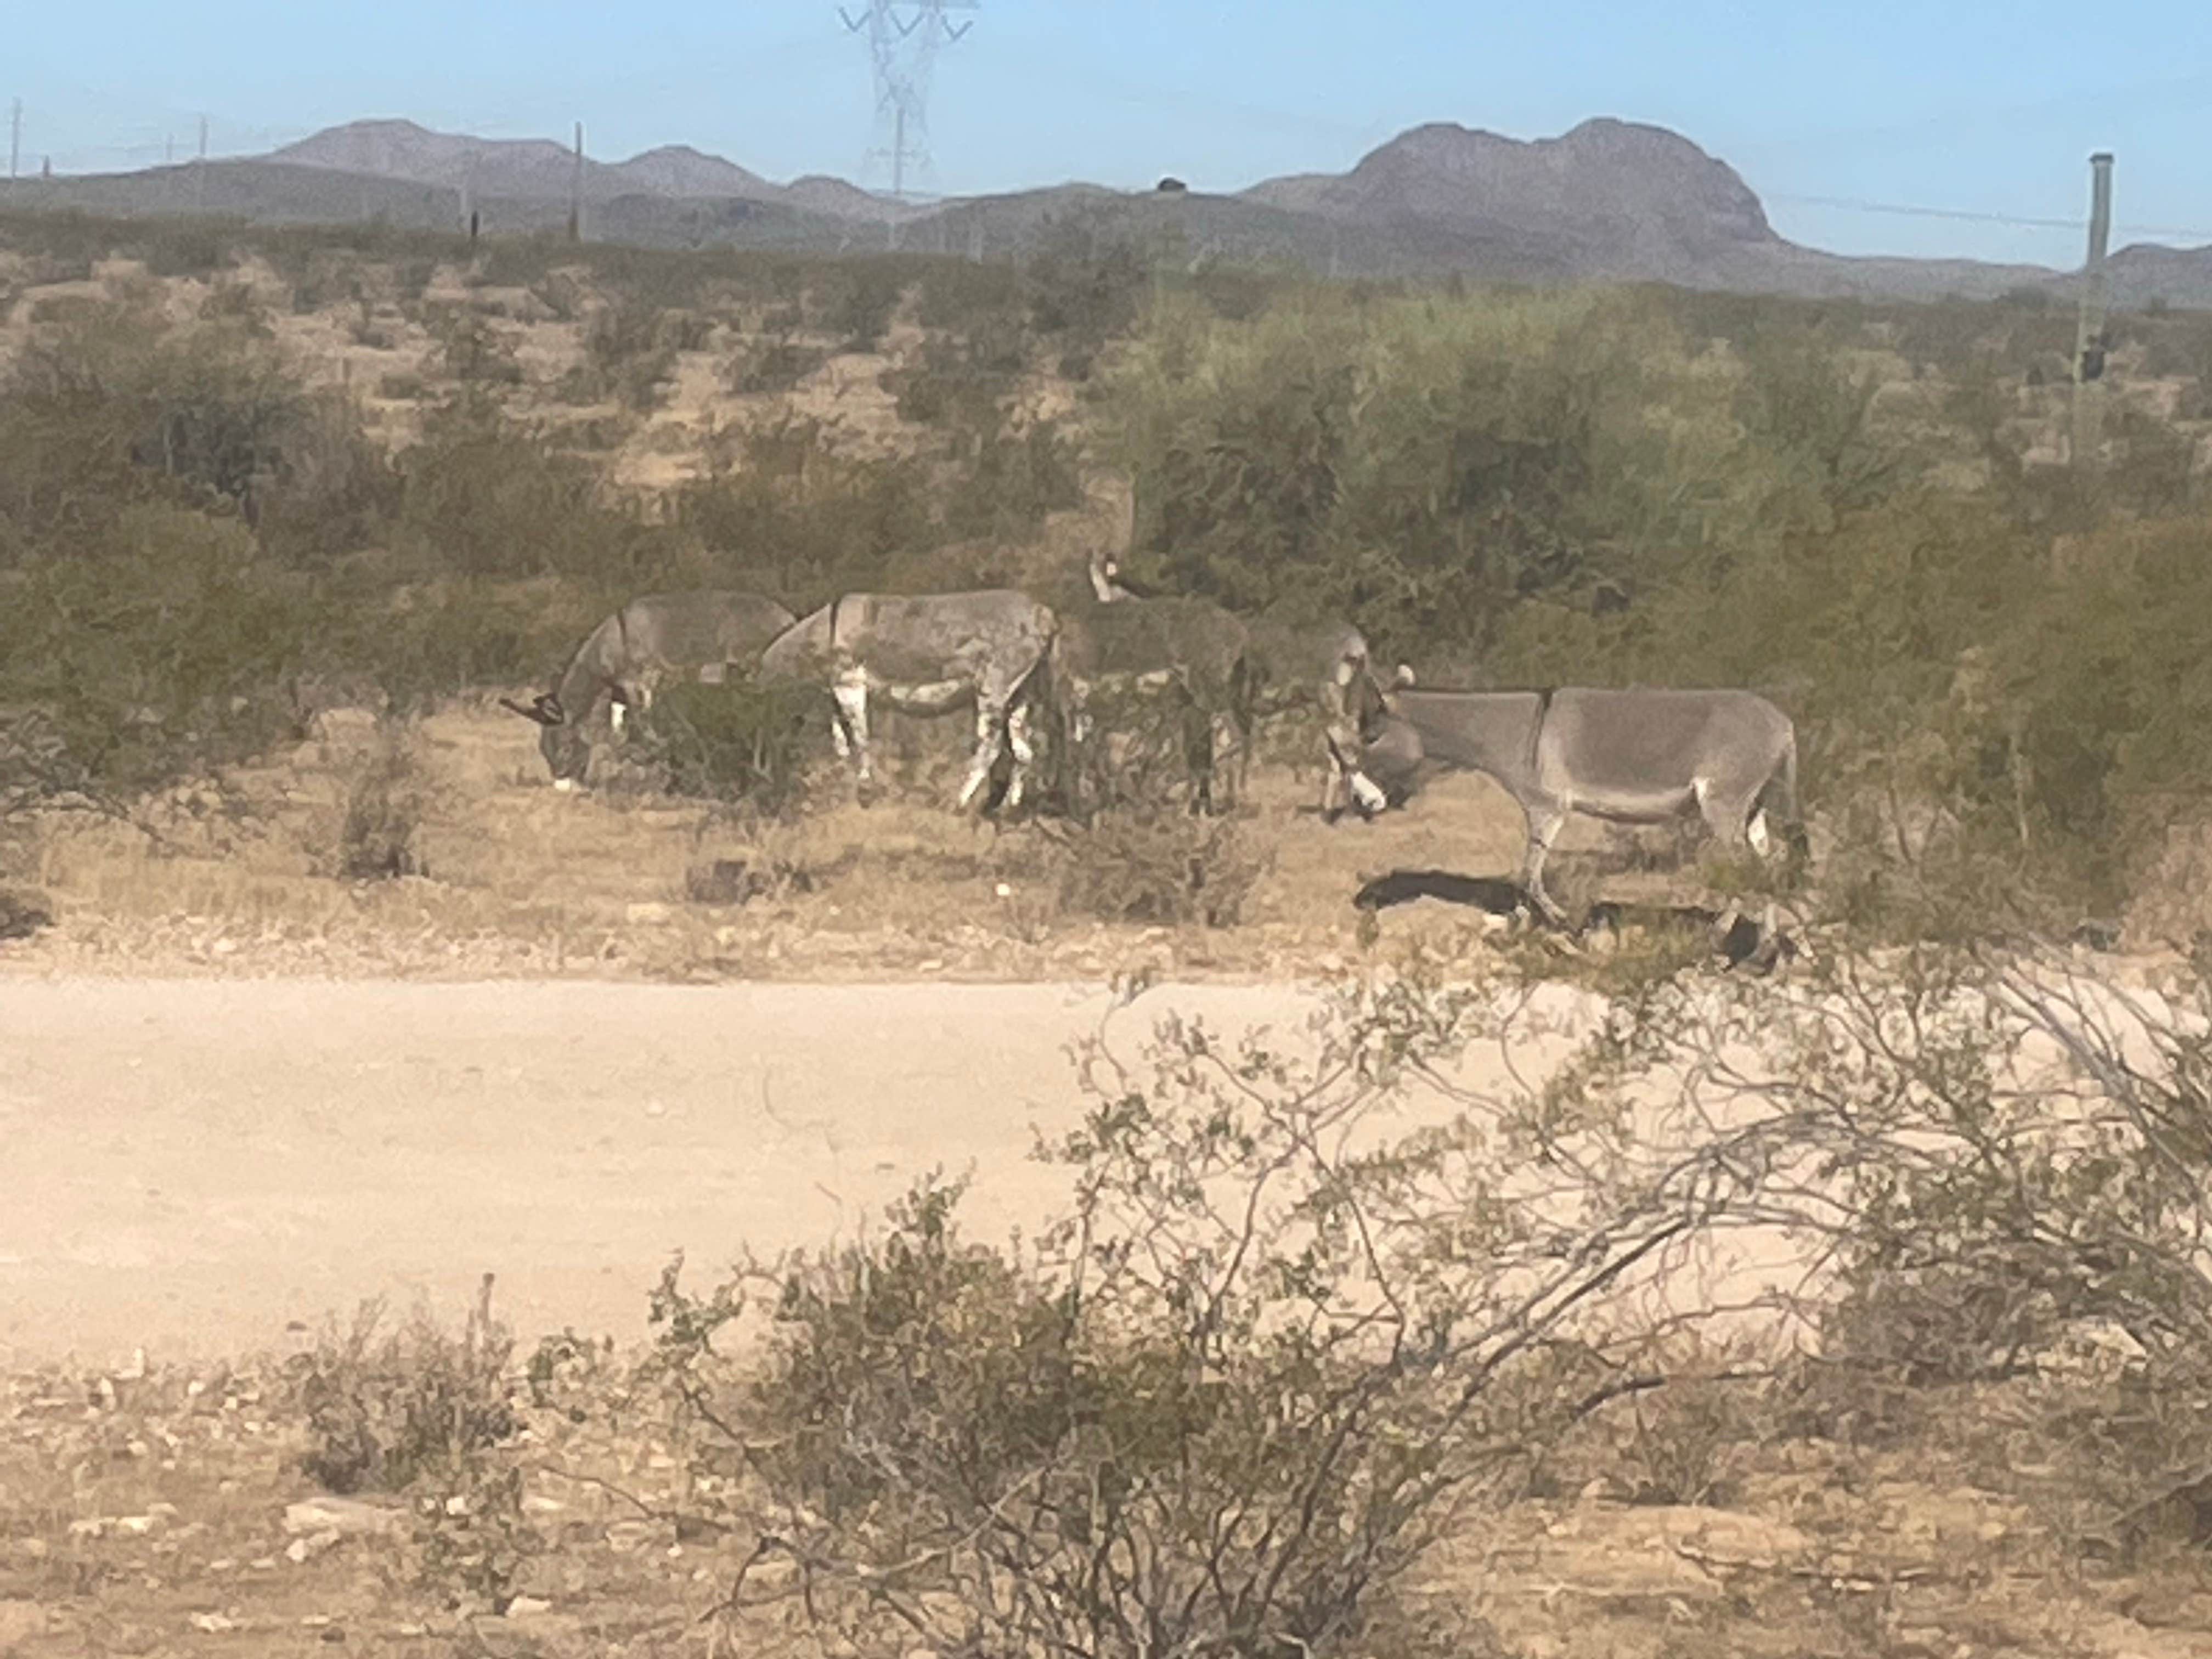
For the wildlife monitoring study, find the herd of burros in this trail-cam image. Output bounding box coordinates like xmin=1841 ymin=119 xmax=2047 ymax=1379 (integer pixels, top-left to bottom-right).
xmin=501 ymin=543 xmax=1808 ymax=935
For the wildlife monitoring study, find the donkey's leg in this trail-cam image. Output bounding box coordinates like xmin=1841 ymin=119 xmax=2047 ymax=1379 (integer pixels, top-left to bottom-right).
xmin=1692 ymin=777 xmax=1767 ymax=956
xmin=1521 ymin=800 xmax=1574 ymax=929
xmin=1003 ymin=702 xmax=1038 ymax=813
xmin=1063 ymin=682 xmax=1096 ymax=820
xmin=955 ymin=692 xmax=1011 ymax=812
xmin=832 ymin=669 xmax=874 ymax=798
xmin=1183 ymin=699 xmax=1217 ymax=817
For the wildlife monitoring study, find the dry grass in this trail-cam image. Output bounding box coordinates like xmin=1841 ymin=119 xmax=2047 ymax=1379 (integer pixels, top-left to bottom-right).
xmin=7 ymin=1342 xmax=2212 ymax=1659
xmin=0 ymin=692 xmax=1717 ymax=983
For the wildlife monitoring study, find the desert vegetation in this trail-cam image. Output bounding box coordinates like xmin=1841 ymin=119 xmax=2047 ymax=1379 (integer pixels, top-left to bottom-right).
xmin=5 ymin=204 xmax=2209 ymax=963
xmin=13 ymin=949 xmax=2212 ymax=1656
xmin=8 ymin=198 xmax=2212 ymax=1657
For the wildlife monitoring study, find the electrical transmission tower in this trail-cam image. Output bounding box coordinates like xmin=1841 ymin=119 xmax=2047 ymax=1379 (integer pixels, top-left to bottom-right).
xmin=839 ymin=0 xmax=976 ymax=202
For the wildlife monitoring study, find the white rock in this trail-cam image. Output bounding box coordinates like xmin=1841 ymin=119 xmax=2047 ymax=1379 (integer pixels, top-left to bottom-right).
xmin=283 ymin=1497 xmax=405 ymax=1538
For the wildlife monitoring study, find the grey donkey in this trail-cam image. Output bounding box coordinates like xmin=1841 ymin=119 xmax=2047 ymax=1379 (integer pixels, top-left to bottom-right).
xmin=1054 ymin=547 xmax=1254 ymax=815
xmin=757 ymin=590 xmax=1057 ymax=813
xmin=502 ymin=590 xmax=798 ymax=789
xmin=1352 ymin=669 xmax=1805 ymax=930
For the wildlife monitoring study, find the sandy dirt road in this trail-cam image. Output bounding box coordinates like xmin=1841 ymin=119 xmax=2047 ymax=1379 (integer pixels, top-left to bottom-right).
xmin=2 ymin=978 xmax=1338 ymax=1368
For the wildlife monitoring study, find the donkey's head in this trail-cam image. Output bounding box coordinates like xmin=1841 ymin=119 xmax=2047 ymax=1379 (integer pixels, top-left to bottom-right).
xmin=499 ymin=691 xmax=591 ymax=789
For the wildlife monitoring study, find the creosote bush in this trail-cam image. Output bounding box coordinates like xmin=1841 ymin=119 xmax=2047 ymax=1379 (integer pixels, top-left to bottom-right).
xmin=1042 ymin=806 xmax=1269 ymax=927
xmin=329 ymin=716 xmax=443 ymax=880
xmin=643 ymin=971 xmax=1797 ymax=1659
xmin=291 ymin=1277 xmax=517 ymax=1496
xmin=631 ymin=675 xmax=825 ymax=820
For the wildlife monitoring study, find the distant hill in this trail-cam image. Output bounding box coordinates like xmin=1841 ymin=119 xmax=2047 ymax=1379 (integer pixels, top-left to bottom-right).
xmin=269 ymin=119 xmax=893 ymax=220
xmin=3 ymin=114 xmax=2208 ymax=309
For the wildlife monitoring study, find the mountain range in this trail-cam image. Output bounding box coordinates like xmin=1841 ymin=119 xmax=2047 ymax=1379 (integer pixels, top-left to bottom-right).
xmin=3 ymin=115 xmax=2206 ymax=309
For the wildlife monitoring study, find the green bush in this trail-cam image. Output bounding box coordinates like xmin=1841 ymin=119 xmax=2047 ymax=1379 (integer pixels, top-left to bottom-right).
xmin=632 ymin=674 xmax=824 ymax=819
xmin=674 ymin=413 xmax=934 ymax=606
xmin=0 ymin=505 xmax=315 ymax=819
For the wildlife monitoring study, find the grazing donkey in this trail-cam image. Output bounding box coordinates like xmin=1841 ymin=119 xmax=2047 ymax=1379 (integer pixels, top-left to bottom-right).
xmin=1054 ymin=548 xmax=1254 ymax=815
xmin=757 ymin=590 xmax=1057 ymax=813
xmin=1353 ymin=671 xmax=1804 ymax=929
xmin=502 ymin=590 xmax=797 ymax=789
xmin=1092 ymin=549 xmax=1379 ymax=818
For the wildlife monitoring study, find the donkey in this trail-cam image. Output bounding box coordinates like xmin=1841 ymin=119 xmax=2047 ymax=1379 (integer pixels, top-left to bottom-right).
xmin=1352 ymin=670 xmax=1804 ymax=929
xmin=1054 ymin=548 xmax=1254 ymax=815
xmin=1240 ymin=609 xmax=1387 ymax=820
xmin=501 ymin=590 xmax=797 ymax=789
xmin=1091 ymin=549 xmax=1377 ymax=818
xmin=757 ymin=590 xmax=1057 ymax=813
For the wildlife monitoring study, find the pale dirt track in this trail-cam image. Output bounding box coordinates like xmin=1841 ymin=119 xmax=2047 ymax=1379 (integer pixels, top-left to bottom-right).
xmin=1 ymin=978 xmax=1339 ymax=1368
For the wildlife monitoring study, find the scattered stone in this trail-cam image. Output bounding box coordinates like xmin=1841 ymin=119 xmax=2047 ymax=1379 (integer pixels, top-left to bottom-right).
xmin=504 ymin=1596 xmax=552 ymax=1618
xmin=284 ymin=1530 xmax=340 ymax=1564
xmin=69 ymin=1514 xmax=159 ymax=1539
xmin=284 ymin=1497 xmax=406 ymax=1538
xmin=624 ymin=902 xmax=674 ymax=926
xmin=189 ymin=1613 xmax=238 ymax=1633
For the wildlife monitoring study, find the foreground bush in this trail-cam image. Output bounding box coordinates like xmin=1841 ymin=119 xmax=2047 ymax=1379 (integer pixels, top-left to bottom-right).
xmin=646 ymin=974 xmax=1780 ymax=1659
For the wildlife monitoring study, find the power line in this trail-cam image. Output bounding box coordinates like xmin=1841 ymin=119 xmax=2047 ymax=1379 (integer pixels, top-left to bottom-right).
xmin=1767 ymin=190 xmax=2212 ymax=244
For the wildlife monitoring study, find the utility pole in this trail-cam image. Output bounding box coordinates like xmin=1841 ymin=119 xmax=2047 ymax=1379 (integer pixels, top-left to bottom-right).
xmin=839 ymin=1 xmax=977 ymax=203
xmin=568 ymin=121 xmax=583 ymax=242
xmin=194 ymin=114 xmax=209 ymax=212
xmin=2070 ymin=150 xmax=2115 ymax=472
xmin=9 ymin=99 xmax=20 ymax=180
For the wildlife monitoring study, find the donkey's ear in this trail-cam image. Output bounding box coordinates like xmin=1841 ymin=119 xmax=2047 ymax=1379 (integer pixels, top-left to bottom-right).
xmin=535 ymin=693 xmax=567 ymax=724
xmin=499 ymin=696 xmax=553 ymax=726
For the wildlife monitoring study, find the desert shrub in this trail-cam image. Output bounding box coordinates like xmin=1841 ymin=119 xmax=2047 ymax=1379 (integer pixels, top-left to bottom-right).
xmin=392 ymin=393 xmax=622 ymax=578
xmin=425 ymin=304 xmax=523 ymax=385
xmin=674 ymin=413 xmax=934 ymax=605
xmin=724 ymin=326 xmax=827 ymax=395
xmin=1550 ymin=934 xmax=2212 ymax=1513
xmin=647 ymin=976 xmax=1781 ymax=1659
xmin=329 ymin=716 xmax=442 ymax=879
xmin=1041 ymin=806 xmax=1268 ymax=927
xmin=812 ymin=260 xmax=904 ymax=352
xmin=333 ymin=575 xmax=583 ymax=715
xmin=631 ymin=674 xmax=823 ymax=819
xmin=1023 ymin=213 xmax=1149 ymax=368
xmin=940 ymin=417 xmax=1086 ymax=542
xmin=198 ymin=277 xmax=272 ymax=335
xmin=132 ymin=218 xmax=232 ymax=278
xmin=251 ymin=388 xmax=404 ymax=567
xmin=1103 ymin=285 xmax=1764 ymax=650
xmin=578 ymin=296 xmax=678 ymax=409
xmin=0 ymin=506 xmax=314 ymax=819
xmin=0 ymin=295 xmax=313 ymax=533
xmin=290 ymin=1278 xmax=517 ymax=1495
xmin=913 ymin=255 xmax=1023 ymax=334
xmin=290 ymin=1278 xmax=538 ymax=1615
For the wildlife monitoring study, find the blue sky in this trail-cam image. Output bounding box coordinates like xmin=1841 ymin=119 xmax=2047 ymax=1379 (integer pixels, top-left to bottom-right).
xmin=10 ymin=1 xmax=2211 ymax=266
